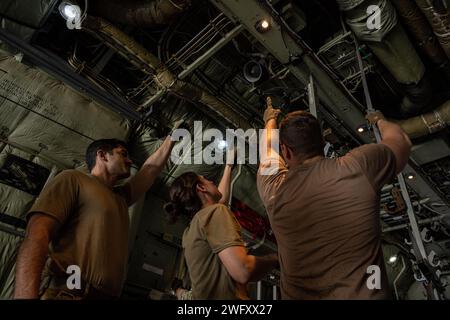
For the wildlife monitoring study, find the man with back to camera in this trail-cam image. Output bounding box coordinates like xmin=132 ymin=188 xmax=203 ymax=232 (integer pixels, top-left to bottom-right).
xmin=257 ymin=97 xmax=411 ymax=299
xmin=14 ymin=135 xmax=176 ymax=299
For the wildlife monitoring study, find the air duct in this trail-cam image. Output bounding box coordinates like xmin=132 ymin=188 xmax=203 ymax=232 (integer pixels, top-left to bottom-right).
xmin=340 ymin=0 xmax=398 ymax=42
xmin=391 ymin=0 xmax=450 ymax=72
xmin=0 ymin=0 xmax=58 ymax=44
xmin=152 ymin=68 xmax=252 ymax=129
xmin=396 ymin=100 xmax=450 ymax=139
xmin=339 ymin=0 xmax=425 ymax=84
xmin=337 ymin=0 xmax=431 ymax=116
xmin=336 ymin=0 xmax=366 ymax=11
xmin=88 ymin=0 xmax=192 ymax=27
xmin=82 ymin=16 xmax=163 ymax=72
xmin=415 ymin=0 xmax=450 ymax=60
xmin=83 ymin=16 xmax=251 ymax=129
xmin=398 ymin=72 xmax=433 ymax=117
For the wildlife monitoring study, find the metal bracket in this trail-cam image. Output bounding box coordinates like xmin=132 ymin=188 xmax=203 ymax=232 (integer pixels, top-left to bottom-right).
xmin=413 ymin=270 xmax=427 ymax=282
xmin=427 ymin=250 xmax=441 ymax=268
xmin=420 ymin=227 xmax=433 ymax=243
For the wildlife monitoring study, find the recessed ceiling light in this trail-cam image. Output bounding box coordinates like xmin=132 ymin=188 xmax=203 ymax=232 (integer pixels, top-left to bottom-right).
xmin=388 ymin=255 xmax=397 ymax=264
xmin=261 ymin=20 xmax=269 ymax=29
xmin=255 ymin=19 xmax=271 ymax=33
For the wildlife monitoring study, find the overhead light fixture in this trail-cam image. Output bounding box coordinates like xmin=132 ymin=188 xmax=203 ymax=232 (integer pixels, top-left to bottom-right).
xmin=388 ymin=255 xmax=398 ymax=264
xmin=357 ymin=124 xmax=367 ymax=133
xmin=217 ymin=140 xmax=228 ymax=150
xmin=59 ymin=2 xmax=79 ymax=19
xmin=407 ymin=173 xmax=416 ymax=180
xmin=59 ymin=1 xmax=82 ymax=29
xmin=255 ymin=19 xmax=271 ymax=33
xmin=261 ymin=20 xmax=270 ymax=29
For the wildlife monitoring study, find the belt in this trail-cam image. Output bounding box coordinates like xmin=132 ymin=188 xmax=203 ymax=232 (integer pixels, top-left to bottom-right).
xmin=42 ymin=276 xmax=116 ymax=300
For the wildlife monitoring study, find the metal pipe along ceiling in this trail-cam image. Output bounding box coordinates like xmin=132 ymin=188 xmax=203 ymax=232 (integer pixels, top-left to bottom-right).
xmin=338 ymin=0 xmax=425 ymax=85
xmin=415 ymin=0 xmax=450 ymax=60
xmin=83 ymin=16 xmax=252 ymax=129
xmin=396 ymin=100 xmax=450 ymax=139
xmin=88 ymin=0 xmax=192 ymax=26
xmin=337 ymin=0 xmax=433 ymax=117
xmin=391 ymin=0 xmax=450 ymax=72
xmin=82 ymin=16 xmax=163 ymax=72
xmin=333 ymin=1 xmax=450 ymax=138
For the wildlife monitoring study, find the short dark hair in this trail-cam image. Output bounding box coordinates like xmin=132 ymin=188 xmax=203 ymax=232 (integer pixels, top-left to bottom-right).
xmin=279 ymin=111 xmax=324 ymax=158
xmin=85 ymin=139 xmax=127 ymax=171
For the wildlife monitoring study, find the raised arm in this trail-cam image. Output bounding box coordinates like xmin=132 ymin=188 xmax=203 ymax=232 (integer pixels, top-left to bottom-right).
xmin=218 ymin=164 xmax=233 ymax=205
xmin=367 ymin=111 xmax=412 ymax=174
xmin=218 ymin=247 xmax=278 ymax=284
xmin=378 ymin=119 xmax=412 ymax=174
xmin=259 ymin=97 xmax=282 ymax=165
xmin=127 ymin=136 xmax=175 ymax=204
xmin=14 ymin=214 xmax=60 ymax=299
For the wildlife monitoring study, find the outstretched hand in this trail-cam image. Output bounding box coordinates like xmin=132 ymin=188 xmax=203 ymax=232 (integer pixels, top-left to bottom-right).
xmin=169 ymin=118 xmax=190 ymax=141
xmin=263 ymin=96 xmax=281 ymax=124
xmin=366 ymin=110 xmax=385 ymax=126
xmin=172 ymin=118 xmax=190 ymax=131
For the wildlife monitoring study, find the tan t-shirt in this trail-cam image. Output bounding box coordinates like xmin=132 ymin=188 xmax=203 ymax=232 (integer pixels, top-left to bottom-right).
xmin=182 ymin=203 xmax=248 ymax=300
xmin=257 ymin=144 xmax=396 ymax=299
xmin=28 ymin=170 xmax=131 ymax=297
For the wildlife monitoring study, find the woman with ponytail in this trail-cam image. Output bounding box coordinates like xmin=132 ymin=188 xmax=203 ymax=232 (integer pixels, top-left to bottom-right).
xmin=165 ymin=164 xmax=278 ymax=300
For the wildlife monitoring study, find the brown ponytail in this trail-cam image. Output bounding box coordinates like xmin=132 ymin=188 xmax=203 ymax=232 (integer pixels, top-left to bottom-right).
xmin=164 ymin=172 xmax=202 ymax=223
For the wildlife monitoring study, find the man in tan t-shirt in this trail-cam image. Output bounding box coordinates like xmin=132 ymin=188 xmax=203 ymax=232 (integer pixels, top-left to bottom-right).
xmin=257 ymin=99 xmax=411 ymax=299
xmin=14 ymin=136 xmax=176 ymax=299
